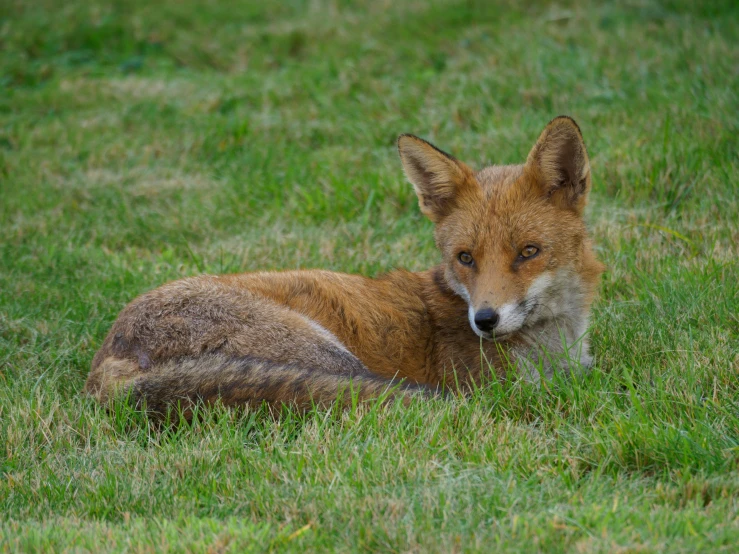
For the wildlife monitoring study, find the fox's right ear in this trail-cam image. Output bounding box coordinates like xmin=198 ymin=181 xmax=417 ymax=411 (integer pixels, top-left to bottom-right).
xmin=397 ymin=134 xmax=477 ymax=223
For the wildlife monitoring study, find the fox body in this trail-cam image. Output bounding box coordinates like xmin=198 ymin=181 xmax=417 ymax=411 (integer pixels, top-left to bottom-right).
xmin=85 ymin=117 xmax=604 ymax=414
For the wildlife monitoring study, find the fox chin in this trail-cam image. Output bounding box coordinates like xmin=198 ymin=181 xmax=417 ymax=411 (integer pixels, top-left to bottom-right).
xmin=85 ymin=116 xmax=604 ymax=416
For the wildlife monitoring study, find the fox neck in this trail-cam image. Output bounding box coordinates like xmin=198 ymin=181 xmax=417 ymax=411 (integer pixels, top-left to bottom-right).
xmin=517 ymin=265 xmax=595 ymax=382
xmin=512 ymin=292 xmax=593 ymax=383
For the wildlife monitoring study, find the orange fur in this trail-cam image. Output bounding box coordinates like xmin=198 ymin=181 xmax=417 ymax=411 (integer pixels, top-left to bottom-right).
xmin=85 ymin=117 xmax=604 ymax=415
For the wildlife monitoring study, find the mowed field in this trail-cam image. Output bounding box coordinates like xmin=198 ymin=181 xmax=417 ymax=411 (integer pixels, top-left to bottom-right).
xmin=1 ymin=0 xmax=738 ymax=551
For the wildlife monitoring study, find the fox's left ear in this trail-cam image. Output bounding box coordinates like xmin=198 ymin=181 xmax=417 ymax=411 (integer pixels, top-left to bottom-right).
xmin=525 ymin=116 xmax=591 ymax=213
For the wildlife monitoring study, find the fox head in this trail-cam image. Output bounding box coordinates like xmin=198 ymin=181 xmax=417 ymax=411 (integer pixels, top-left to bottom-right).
xmin=398 ymin=116 xmax=604 ymax=342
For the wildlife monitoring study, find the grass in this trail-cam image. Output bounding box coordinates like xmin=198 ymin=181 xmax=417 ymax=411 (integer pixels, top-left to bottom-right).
xmin=1 ymin=0 xmax=738 ymax=551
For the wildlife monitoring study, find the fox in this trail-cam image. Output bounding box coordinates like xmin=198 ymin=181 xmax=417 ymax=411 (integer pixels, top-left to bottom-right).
xmin=85 ymin=116 xmax=604 ymax=416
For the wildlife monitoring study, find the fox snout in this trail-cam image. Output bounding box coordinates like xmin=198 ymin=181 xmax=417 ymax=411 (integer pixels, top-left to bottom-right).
xmin=468 ymin=295 xmax=533 ymax=339
xmin=469 ymin=302 xmax=526 ymax=339
xmin=473 ymin=307 xmax=500 ymax=333
xmin=468 ymin=303 xmax=513 ymax=339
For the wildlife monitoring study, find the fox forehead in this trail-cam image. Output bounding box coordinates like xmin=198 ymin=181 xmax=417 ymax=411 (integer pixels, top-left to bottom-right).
xmin=475 ymin=164 xmax=545 ymax=215
xmin=477 ymin=165 xmax=546 ymax=234
xmin=475 ymin=164 xmax=526 ymax=198
xmin=437 ymin=164 xmax=584 ymax=261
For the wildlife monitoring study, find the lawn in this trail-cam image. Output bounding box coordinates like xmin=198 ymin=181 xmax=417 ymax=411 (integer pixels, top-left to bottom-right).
xmin=1 ymin=0 xmax=738 ymax=551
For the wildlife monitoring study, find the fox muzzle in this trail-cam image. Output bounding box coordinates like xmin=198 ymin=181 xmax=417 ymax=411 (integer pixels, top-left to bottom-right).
xmin=473 ymin=307 xmax=500 ymax=333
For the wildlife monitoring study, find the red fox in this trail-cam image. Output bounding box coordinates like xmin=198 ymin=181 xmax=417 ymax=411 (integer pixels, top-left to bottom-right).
xmin=85 ymin=116 xmax=604 ymax=415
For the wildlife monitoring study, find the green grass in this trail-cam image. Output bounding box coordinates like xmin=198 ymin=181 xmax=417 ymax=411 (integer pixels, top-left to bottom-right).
xmin=1 ymin=0 xmax=738 ymax=551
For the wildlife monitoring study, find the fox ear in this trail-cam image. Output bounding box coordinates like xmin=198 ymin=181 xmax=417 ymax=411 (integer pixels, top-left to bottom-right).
xmin=397 ymin=134 xmax=477 ymax=222
xmin=526 ymin=116 xmax=591 ymax=213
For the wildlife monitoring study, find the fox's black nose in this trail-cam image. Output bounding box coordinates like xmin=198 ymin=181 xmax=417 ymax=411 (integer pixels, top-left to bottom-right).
xmin=474 ymin=308 xmax=500 ymax=333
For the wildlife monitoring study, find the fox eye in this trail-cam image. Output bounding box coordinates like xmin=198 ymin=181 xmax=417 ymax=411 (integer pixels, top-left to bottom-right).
xmin=520 ymin=245 xmax=539 ymax=259
xmin=458 ymin=252 xmax=474 ymax=266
